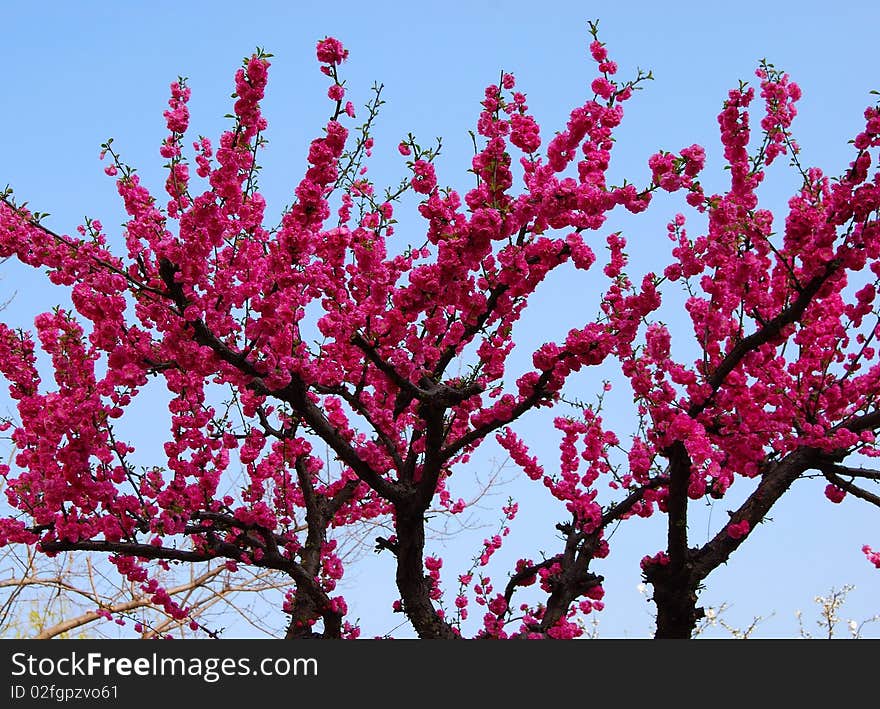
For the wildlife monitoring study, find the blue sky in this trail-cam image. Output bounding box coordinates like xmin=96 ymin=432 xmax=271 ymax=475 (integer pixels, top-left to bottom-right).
xmin=3 ymin=1 xmax=880 ymax=637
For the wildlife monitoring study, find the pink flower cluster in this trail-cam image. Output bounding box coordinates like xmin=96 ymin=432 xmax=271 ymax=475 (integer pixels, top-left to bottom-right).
xmin=726 ymin=519 xmax=750 ymax=540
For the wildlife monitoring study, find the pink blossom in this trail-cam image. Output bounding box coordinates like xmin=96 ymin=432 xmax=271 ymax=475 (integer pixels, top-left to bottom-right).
xmin=824 ymin=484 xmax=846 ymax=503
xmin=863 ymin=546 xmax=880 ymax=569
xmin=727 ymin=519 xmax=751 ymax=540
xmin=316 ymin=37 xmax=348 ymax=65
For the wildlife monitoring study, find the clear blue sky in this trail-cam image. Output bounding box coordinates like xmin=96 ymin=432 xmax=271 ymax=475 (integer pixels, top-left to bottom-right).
xmin=3 ymin=0 xmax=879 ymax=637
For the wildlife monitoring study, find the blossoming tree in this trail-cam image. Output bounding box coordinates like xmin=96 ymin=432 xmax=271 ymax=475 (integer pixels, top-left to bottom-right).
xmin=1 ymin=24 xmax=879 ymax=639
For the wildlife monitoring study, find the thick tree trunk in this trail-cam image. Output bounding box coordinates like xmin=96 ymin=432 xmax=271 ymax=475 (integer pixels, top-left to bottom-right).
xmin=653 ymin=575 xmax=701 ymax=639
xmin=653 ymin=440 xmax=700 ymax=638
xmin=394 ymin=505 xmax=458 ymax=639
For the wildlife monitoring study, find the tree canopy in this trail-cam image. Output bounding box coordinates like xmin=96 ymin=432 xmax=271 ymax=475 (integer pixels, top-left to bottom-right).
xmin=2 ymin=25 xmax=879 ymax=639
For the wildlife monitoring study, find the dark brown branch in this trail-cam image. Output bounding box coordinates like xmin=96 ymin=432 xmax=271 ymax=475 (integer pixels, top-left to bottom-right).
xmin=601 ymin=475 xmax=669 ymax=527
xmin=431 ymin=281 xmax=509 ymax=381
xmin=531 ymin=478 xmax=670 ymax=631
xmin=42 ymin=525 xmax=343 ymax=638
xmin=374 ymin=536 xmax=399 ymax=555
xmin=40 ymin=539 xmax=216 ymax=564
xmin=690 ymin=446 xmax=818 ymax=582
xmin=351 ymin=332 xmax=423 ymax=399
xmin=290 ymin=383 xmax=402 ymax=501
xmin=293 ymin=458 xmax=319 ymax=532
xmin=315 ymin=382 xmax=406 ymax=472
xmin=0 ymin=196 xmax=168 ymax=299
xmin=503 ymin=557 xmax=558 ymax=609
xmin=441 ymin=366 xmax=557 ymax=461
xmin=822 ymin=469 xmax=880 ymax=507
xmin=650 ymin=442 xmax=698 ymax=638
xmin=663 ymin=441 xmax=692 ymax=573
xmin=158 ymin=257 xmax=401 ymax=503
xmin=819 ymin=463 xmax=880 ymax=481
xmin=539 ymin=565 xmax=603 ymax=634
xmin=838 ymin=408 xmax=880 ymax=436
xmin=326 ymin=478 xmax=360 ymax=520
xmin=689 ymin=258 xmax=842 ymax=418
xmin=287 ymin=459 xmax=343 ymax=638
xmin=189 ymin=511 xmax=302 ymax=550
xmin=394 ymin=504 xmax=458 ymax=639
xmin=429 ymin=241 xmax=571 ymax=386
xmin=414 ymin=407 xmax=448 ymax=508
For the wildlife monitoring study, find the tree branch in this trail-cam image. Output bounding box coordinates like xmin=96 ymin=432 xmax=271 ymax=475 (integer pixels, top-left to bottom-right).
xmin=689 ymin=258 xmax=842 ymax=418
xmin=690 ymin=446 xmax=819 ymax=582
xmin=822 ymin=469 xmax=880 ymax=507
xmin=158 ymin=257 xmax=402 ymax=502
